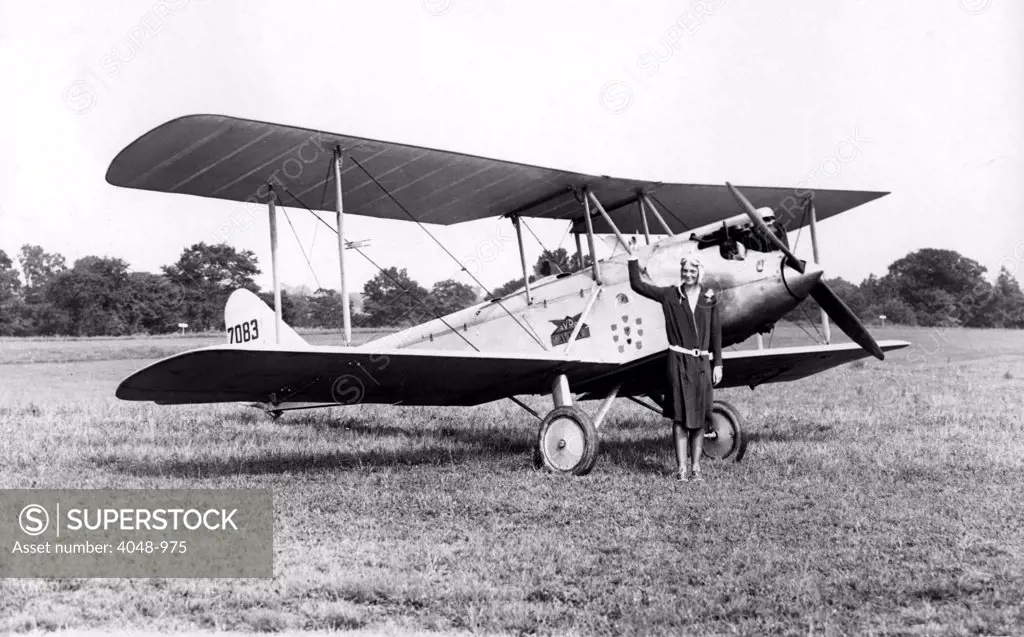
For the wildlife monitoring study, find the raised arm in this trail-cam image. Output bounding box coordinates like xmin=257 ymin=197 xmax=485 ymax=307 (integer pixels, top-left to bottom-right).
xmin=628 ymin=259 xmax=663 ymax=302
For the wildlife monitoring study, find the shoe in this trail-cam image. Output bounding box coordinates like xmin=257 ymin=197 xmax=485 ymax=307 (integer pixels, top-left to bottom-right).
xmin=675 ymin=471 xmax=689 ymax=482
xmin=692 ymin=470 xmax=704 ymax=482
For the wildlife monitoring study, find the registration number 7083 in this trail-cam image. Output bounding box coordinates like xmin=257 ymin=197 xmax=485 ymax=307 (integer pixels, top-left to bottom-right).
xmin=227 ymin=319 xmax=260 ymax=344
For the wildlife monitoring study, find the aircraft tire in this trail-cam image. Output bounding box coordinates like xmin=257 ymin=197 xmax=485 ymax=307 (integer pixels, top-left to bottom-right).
xmin=703 ymin=400 xmax=746 ymax=462
xmin=535 ymin=406 xmax=600 ymax=476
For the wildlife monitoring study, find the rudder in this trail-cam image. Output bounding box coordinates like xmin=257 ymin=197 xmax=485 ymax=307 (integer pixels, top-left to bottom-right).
xmin=223 ymin=289 xmax=308 ymax=347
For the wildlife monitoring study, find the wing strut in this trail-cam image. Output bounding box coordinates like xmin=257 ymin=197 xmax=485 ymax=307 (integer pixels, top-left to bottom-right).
xmin=641 ymin=194 xmax=675 ymax=236
xmin=806 ymin=196 xmax=832 ymax=345
xmin=586 ymin=190 xmax=633 ymax=257
xmin=574 ymin=231 xmax=584 ymax=271
xmin=639 ymin=199 xmax=651 ymax=245
xmin=562 ymin=286 xmax=602 ymax=357
xmin=332 ymin=147 xmax=353 ymax=346
xmin=268 ymin=187 xmax=283 ymax=344
xmin=511 ymin=216 xmax=533 ymax=305
xmin=576 ymin=190 xmax=635 ymax=282
xmin=581 ymin=192 xmax=601 ymax=284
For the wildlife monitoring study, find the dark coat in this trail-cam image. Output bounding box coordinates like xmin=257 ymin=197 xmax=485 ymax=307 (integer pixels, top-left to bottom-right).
xmin=628 ymin=259 xmax=722 ymax=429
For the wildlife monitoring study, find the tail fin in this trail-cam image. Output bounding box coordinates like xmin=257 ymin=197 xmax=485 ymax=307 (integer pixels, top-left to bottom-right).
xmin=224 ymin=289 xmax=308 ymax=348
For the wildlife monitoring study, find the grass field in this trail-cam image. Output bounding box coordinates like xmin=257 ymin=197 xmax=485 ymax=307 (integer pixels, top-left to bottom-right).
xmin=0 ymin=325 xmax=1022 ymax=635
xmin=0 ymin=328 xmax=393 ymax=365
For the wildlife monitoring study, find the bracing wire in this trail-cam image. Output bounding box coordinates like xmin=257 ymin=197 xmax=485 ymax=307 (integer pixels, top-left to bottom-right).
xmin=305 ymin=153 xmax=337 ymax=268
xmin=307 ymin=219 xmax=319 ymax=264
xmin=519 ymin=217 xmax=550 ymax=254
xmin=799 ymin=303 xmax=825 ymax=343
xmin=650 ymin=194 xmax=690 ymax=232
xmin=792 ymin=200 xmax=808 ymax=253
xmin=347 ymin=155 xmax=549 ymax=351
xmin=790 ymin=305 xmax=823 ymax=344
xmin=280 ymin=204 xmax=323 ymax=291
xmin=555 ymin=219 xmax=572 ymax=251
xmin=277 ymin=185 xmax=481 ymax=352
xmin=285 ymin=187 xmax=480 ymax=350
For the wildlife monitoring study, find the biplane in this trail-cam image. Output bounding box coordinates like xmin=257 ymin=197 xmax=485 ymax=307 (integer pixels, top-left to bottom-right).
xmin=108 ymin=114 xmax=908 ymax=476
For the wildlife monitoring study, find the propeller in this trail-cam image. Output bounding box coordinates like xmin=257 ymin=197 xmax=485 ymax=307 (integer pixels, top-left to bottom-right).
xmin=725 ymin=182 xmax=885 ymax=360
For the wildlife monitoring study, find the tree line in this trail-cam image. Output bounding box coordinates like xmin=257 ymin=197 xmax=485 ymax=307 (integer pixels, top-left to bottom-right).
xmin=785 ymin=248 xmax=1024 ymax=329
xmin=0 ymin=243 xmax=1021 ymax=337
xmin=0 ymin=243 xmax=481 ymax=336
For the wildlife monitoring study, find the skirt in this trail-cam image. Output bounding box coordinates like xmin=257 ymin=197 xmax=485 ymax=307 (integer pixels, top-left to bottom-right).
xmin=663 ymin=349 xmax=713 ymax=430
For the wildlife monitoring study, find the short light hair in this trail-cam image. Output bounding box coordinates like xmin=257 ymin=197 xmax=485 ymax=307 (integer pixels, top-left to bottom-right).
xmin=679 ymin=254 xmax=704 ymax=286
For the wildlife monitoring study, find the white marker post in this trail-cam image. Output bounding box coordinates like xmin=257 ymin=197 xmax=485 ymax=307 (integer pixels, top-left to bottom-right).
xmin=334 ymin=147 xmax=352 ymax=346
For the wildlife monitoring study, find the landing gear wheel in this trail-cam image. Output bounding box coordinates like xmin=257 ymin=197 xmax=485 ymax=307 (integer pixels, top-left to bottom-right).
xmin=535 ymin=406 xmax=600 ymax=476
xmin=268 ymin=410 xmax=283 ymax=421
xmin=703 ymin=400 xmax=746 ymax=461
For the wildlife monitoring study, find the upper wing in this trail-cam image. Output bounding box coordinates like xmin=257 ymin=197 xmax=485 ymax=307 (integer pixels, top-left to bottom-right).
xmin=116 ymin=344 xmax=618 ymax=406
xmin=106 ymin=114 xmax=887 ymax=232
xmin=575 ymin=341 xmax=911 ymax=398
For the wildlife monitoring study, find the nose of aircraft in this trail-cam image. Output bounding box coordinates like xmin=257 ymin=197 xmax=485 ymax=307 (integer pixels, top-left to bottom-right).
xmin=781 ymin=262 xmax=824 ymax=299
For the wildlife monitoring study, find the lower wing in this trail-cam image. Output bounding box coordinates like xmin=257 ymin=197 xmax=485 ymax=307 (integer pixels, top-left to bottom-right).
xmin=115 ymin=345 xmax=618 ymax=406
xmin=576 ymin=340 xmax=911 ymax=398
xmin=116 ymin=341 xmax=909 ymax=406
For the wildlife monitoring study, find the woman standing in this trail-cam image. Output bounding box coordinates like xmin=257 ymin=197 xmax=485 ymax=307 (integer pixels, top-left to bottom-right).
xmin=628 ymin=254 xmax=723 ymax=482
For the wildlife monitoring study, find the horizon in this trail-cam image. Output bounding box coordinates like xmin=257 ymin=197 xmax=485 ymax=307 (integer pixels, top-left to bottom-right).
xmin=4 ymin=237 xmax=1017 ymax=298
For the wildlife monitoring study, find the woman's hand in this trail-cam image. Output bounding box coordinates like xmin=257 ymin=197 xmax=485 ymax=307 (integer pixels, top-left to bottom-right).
xmin=712 ymin=365 xmax=723 ymax=386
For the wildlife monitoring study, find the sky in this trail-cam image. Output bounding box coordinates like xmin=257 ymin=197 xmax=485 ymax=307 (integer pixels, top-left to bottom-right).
xmin=1 ymin=0 xmax=1021 ymax=296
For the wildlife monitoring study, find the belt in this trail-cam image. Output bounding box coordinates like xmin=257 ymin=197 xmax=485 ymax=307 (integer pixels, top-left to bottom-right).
xmin=669 ymin=345 xmax=712 ymax=359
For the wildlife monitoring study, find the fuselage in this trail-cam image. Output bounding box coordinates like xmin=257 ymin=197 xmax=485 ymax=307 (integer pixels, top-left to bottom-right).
xmin=365 ymin=230 xmax=823 ymax=364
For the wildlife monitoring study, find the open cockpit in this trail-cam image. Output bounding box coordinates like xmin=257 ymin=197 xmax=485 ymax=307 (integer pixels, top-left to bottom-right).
xmin=690 ymin=208 xmax=790 ymax=262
